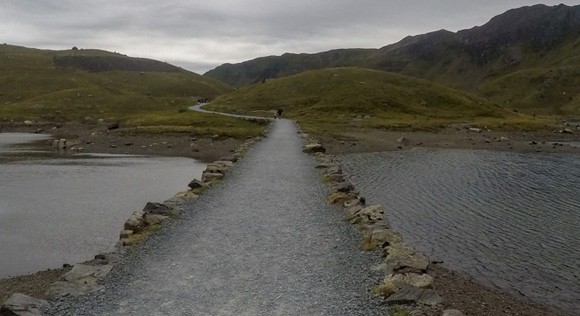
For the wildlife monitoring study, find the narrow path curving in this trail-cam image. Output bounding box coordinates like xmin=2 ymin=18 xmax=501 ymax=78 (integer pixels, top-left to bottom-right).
xmin=50 ymin=119 xmax=388 ymax=315
xmin=189 ymin=103 xmax=274 ymax=120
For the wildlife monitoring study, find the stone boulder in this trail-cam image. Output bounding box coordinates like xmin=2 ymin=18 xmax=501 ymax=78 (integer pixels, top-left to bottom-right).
xmin=350 ymin=204 xmax=384 ymax=225
xmin=48 ymin=264 xmax=113 ymax=298
xmin=383 ymin=243 xmax=415 ymax=273
xmin=62 ymin=264 xmax=112 ymax=284
xmin=143 ymin=213 xmax=168 ymax=226
xmin=187 ymin=179 xmax=206 ymax=190
xmin=119 ymin=230 xmax=133 ymax=239
xmin=324 ymin=173 xmax=344 ymax=182
xmin=344 ymin=199 xmax=363 ymax=208
xmin=302 ymin=143 xmax=326 ymax=154
xmin=205 ymin=163 xmax=229 ymax=174
xmin=142 ymin=202 xmax=172 ymax=216
xmin=124 ymin=210 xmax=145 ymax=232
xmin=384 ymin=243 xmax=430 ymax=273
xmin=327 ymin=192 xmax=358 ymax=205
xmin=325 ymin=166 xmax=342 ymax=175
xmin=202 ymin=172 xmax=224 ymax=183
xmin=1 ymin=293 xmax=48 ymax=316
xmin=332 ymin=182 xmax=355 ymax=193
xmin=386 ymin=286 xmax=442 ymax=306
xmin=213 ymin=160 xmax=234 ymax=168
xmin=383 ymin=273 xmax=434 ymax=291
xmin=362 ymin=229 xmax=401 ymax=251
xmin=173 ymin=191 xmax=199 ymax=202
xmin=219 ymin=155 xmax=238 ymax=163
xmin=399 ymin=252 xmax=430 ymax=272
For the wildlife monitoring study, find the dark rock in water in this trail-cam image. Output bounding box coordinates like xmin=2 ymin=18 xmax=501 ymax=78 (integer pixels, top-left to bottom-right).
xmin=142 ymin=202 xmax=171 ymax=215
xmin=188 ymin=179 xmax=205 ymax=189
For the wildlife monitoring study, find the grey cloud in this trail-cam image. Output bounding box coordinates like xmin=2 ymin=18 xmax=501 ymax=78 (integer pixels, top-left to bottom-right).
xmin=1 ymin=0 xmax=573 ymax=73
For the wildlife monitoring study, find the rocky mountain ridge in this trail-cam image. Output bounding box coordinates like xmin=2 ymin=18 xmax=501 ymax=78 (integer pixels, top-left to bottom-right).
xmin=204 ymin=4 xmax=580 ymax=115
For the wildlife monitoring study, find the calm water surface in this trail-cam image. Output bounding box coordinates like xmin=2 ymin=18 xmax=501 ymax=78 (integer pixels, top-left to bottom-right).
xmin=0 ymin=133 xmax=205 ymax=278
xmin=339 ymin=149 xmax=579 ymax=314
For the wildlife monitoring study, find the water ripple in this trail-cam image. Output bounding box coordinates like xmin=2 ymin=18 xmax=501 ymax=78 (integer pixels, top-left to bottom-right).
xmin=339 ymin=149 xmax=580 ymax=314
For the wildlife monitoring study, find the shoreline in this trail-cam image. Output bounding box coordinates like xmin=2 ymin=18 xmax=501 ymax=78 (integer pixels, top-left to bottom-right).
xmin=1 ymin=123 xmax=577 ymax=314
xmin=0 ymin=122 xmax=247 ymax=304
xmin=317 ymin=126 xmax=580 ymax=156
xmin=305 ymin=132 xmax=574 ymax=316
xmin=0 ymin=121 xmax=247 ymax=163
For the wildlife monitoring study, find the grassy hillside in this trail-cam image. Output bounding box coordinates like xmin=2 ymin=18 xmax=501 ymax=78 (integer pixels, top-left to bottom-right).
xmin=204 ymin=4 xmax=580 ymax=118
xmin=479 ymin=37 xmax=580 ymax=116
xmin=0 ymin=44 xmax=265 ymax=138
xmin=207 ymin=68 xmax=550 ymax=136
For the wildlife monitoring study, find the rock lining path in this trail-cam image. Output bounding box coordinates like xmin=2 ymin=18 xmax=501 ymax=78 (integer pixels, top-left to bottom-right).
xmin=48 ymin=119 xmax=389 ymax=315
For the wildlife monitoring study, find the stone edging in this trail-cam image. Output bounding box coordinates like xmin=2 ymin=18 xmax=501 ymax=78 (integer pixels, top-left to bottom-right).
xmin=0 ymin=134 xmax=267 ymax=315
xmin=300 ymin=132 xmax=464 ymax=316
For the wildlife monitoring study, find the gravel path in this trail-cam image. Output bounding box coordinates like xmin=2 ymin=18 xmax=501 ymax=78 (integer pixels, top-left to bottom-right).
xmin=47 ymin=119 xmax=388 ymax=315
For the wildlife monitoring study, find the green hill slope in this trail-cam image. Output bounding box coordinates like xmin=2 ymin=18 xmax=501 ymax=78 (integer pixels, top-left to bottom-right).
xmin=207 ymin=68 xmax=545 ymax=136
xmin=205 ymin=4 xmax=580 ymax=117
xmin=0 ymin=44 xmax=265 ymax=138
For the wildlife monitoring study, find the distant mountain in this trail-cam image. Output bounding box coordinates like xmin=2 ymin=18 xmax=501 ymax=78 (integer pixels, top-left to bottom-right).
xmin=205 ymin=4 xmax=580 ymax=115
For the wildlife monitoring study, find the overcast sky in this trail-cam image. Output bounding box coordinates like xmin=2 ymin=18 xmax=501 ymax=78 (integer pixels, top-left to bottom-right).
xmin=1 ymin=1 xmax=575 ymax=73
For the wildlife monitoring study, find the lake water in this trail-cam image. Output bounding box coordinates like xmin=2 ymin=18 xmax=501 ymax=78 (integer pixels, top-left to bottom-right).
xmin=0 ymin=133 xmax=206 ymax=278
xmin=339 ymin=149 xmax=580 ymax=314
